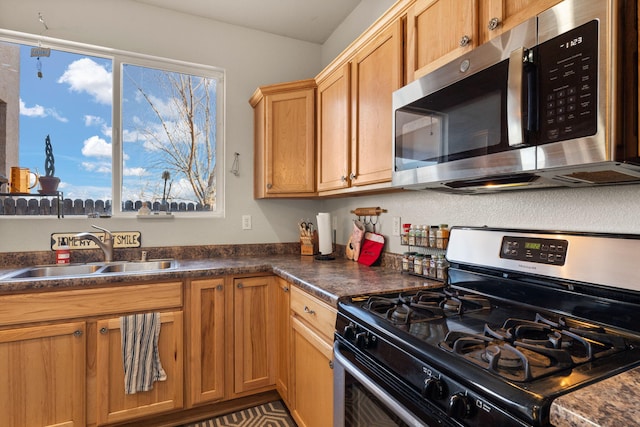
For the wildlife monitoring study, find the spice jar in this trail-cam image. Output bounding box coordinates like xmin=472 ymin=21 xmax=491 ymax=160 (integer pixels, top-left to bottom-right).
xmin=436 ymin=224 xmax=450 ymax=249
xmin=401 ymin=224 xmax=411 ymax=245
xmin=429 ymin=255 xmax=437 ymax=278
xmin=422 ymin=255 xmax=431 ymax=277
xmin=408 ymin=226 xmax=416 ymax=246
xmin=429 ymin=225 xmax=438 ymax=247
xmin=402 ymin=252 xmax=412 ymax=272
xmin=413 ymin=254 xmax=424 ymax=275
xmin=436 ymin=256 xmax=449 ymax=281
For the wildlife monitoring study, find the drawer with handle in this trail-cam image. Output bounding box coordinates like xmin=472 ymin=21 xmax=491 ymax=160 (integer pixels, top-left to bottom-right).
xmin=290 ymin=286 xmax=336 ymax=341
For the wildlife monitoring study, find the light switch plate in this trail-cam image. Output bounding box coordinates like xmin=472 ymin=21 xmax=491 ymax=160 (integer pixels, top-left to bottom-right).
xmin=392 ymin=216 xmax=401 ymax=236
xmin=242 ymin=215 xmax=252 ymax=230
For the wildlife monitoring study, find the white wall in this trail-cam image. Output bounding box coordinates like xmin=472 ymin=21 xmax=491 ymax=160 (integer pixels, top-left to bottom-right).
xmin=2 ymin=0 xmax=639 ymax=254
xmin=0 ymin=0 xmax=325 ymax=252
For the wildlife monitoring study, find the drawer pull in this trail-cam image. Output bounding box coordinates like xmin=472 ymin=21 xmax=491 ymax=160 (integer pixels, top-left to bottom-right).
xmin=100 ymin=327 xmax=108 ymax=335
xmin=237 ymin=283 xmax=243 ymax=289
xmin=304 ymin=305 xmax=316 ymax=315
xmin=216 ymin=284 xmax=223 ymax=291
xmin=283 ymin=286 xmax=289 ymax=292
xmin=73 ymin=330 xmax=83 ymax=337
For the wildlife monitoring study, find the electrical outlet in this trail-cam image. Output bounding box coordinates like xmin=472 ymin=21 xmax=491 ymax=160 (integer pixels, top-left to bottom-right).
xmin=392 ymin=216 xmax=401 ymax=236
xmin=242 ymin=215 xmax=252 ymax=230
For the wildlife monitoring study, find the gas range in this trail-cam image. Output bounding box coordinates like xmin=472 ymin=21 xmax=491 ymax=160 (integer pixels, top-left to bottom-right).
xmin=334 ymin=227 xmax=640 ymax=426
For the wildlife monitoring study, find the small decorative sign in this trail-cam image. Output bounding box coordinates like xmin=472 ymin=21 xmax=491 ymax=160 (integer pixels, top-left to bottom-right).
xmin=50 ymin=232 xmax=142 ymax=250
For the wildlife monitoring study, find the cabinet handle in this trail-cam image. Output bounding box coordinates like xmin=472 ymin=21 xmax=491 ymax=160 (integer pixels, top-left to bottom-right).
xmin=266 ymin=183 xmax=273 ymax=189
xmin=237 ymin=283 xmax=243 ymax=289
xmin=340 ymin=175 xmax=346 ymax=182
xmin=74 ymin=330 xmax=83 ymax=337
xmin=329 ymin=360 xmax=334 ymax=369
xmin=216 ymin=284 xmax=223 ymax=291
xmin=100 ymin=327 xmax=108 ymax=335
xmin=488 ymin=17 xmax=500 ymax=31
xmin=349 ymin=172 xmax=356 ymax=180
xmin=283 ymin=286 xmax=289 ymax=292
xmin=459 ymin=35 xmax=471 ymax=47
xmin=303 ymin=305 xmax=316 ymax=315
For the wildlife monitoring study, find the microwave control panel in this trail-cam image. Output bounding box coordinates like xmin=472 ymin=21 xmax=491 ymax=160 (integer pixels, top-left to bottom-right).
xmin=500 ymin=236 xmax=568 ymax=265
xmin=537 ymin=20 xmax=598 ymax=144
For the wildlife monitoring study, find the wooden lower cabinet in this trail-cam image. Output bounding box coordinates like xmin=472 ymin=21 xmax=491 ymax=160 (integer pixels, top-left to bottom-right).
xmin=0 ymin=321 xmax=86 ymax=427
xmin=186 ymin=278 xmax=226 ymax=406
xmin=289 ymin=286 xmax=337 ymax=427
xmin=233 ymin=275 xmax=277 ymax=394
xmin=94 ymin=311 xmax=184 ymax=425
xmin=275 ymin=277 xmax=291 ymax=406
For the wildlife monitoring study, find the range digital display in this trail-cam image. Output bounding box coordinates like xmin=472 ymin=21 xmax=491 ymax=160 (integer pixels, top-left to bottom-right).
xmin=501 ymin=236 xmax=568 ymax=265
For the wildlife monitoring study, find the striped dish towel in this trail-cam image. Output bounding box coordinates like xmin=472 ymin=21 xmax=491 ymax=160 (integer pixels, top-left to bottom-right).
xmin=120 ymin=312 xmax=167 ymax=394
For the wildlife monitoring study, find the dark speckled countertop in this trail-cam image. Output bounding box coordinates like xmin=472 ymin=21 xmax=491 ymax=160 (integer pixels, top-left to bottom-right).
xmin=0 ymin=255 xmax=438 ymax=305
xmin=1 ymin=252 xmax=636 ymax=426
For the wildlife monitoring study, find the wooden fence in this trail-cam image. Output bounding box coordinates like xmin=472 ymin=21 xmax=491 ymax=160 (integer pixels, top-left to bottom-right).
xmin=0 ymin=195 xmax=210 ymax=216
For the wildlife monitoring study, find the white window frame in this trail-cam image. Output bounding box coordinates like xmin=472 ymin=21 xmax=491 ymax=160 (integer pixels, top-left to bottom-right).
xmin=0 ymin=29 xmax=226 ymax=218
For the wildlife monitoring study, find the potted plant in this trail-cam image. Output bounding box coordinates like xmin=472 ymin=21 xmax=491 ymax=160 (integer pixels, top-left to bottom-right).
xmin=38 ymin=134 xmax=60 ymax=194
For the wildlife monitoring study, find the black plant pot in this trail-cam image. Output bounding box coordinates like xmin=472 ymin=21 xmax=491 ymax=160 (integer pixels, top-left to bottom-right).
xmin=39 ymin=176 xmax=60 ymax=194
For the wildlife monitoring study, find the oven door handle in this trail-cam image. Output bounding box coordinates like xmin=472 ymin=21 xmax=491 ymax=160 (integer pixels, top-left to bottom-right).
xmin=333 ymin=342 xmax=427 ymax=427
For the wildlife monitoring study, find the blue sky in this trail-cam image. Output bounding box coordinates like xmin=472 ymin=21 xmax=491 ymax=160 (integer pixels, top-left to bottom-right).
xmin=14 ymin=42 xmax=217 ymax=205
xmin=19 ymin=45 xmax=114 ymax=200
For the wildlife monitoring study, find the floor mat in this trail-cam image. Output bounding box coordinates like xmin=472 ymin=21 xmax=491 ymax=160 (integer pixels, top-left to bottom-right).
xmin=183 ymin=400 xmax=296 ymax=427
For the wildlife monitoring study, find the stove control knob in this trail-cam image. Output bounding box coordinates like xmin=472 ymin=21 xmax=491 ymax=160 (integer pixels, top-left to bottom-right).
xmin=448 ymin=393 xmax=473 ymax=420
xmin=343 ymin=323 xmax=358 ymax=341
xmin=355 ymin=332 xmax=371 ymax=348
xmin=422 ymin=377 xmax=447 ymax=400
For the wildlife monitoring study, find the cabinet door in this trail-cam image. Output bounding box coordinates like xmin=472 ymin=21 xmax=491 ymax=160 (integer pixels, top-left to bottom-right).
xmin=233 ymin=276 xmax=276 ymax=394
xmin=0 ymin=322 xmax=86 ymax=427
xmin=479 ymin=0 xmax=562 ymax=44
xmin=186 ymin=278 xmax=226 ymax=406
xmin=95 ymin=311 xmax=183 ymax=425
xmin=275 ymin=278 xmax=291 ymax=405
xmin=317 ymin=63 xmax=351 ymax=192
xmin=265 ymin=87 xmax=316 ymax=195
xmin=350 ymin=20 xmax=403 ymax=187
xmin=406 ymin=0 xmax=478 ymax=82
xmin=290 ymin=316 xmax=334 ymax=427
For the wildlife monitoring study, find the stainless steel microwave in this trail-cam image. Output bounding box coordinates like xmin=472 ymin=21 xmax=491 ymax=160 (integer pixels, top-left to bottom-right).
xmin=392 ymin=0 xmax=639 ymax=193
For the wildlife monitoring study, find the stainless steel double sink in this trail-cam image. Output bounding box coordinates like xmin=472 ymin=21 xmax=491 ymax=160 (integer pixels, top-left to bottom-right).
xmin=0 ymin=259 xmax=177 ymax=280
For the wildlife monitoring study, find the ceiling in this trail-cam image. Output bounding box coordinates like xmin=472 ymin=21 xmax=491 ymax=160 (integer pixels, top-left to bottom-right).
xmin=132 ymin=0 xmax=362 ymax=44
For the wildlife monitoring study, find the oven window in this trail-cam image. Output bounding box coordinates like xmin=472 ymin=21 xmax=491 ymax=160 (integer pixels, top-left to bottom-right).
xmin=345 ymin=379 xmax=410 ymax=427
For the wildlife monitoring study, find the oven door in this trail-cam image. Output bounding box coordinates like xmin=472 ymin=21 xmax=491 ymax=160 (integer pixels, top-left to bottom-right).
xmin=333 ymin=341 xmax=455 ymax=427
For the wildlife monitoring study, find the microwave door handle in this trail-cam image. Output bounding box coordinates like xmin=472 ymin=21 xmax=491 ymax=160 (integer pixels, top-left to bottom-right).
xmin=507 ymin=47 xmax=525 ymax=147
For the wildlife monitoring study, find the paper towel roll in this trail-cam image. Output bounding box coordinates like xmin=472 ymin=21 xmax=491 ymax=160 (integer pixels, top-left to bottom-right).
xmin=316 ymin=213 xmax=332 ymax=255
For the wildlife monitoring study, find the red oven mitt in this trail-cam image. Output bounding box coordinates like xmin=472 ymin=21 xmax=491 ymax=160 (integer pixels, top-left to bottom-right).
xmin=357 ymin=232 xmax=385 ymax=266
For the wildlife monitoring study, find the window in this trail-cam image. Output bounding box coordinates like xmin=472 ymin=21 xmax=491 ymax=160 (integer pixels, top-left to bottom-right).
xmin=0 ymin=33 xmax=224 ymax=216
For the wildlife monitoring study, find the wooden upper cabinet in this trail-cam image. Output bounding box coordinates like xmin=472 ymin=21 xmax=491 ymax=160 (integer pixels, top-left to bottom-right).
xmin=406 ymin=0 xmax=478 ymax=82
xmin=250 ymin=80 xmax=316 ymax=198
xmin=478 ymin=0 xmax=563 ymax=44
xmin=316 ymin=19 xmax=402 ymax=194
xmin=317 ymin=63 xmax=351 ymax=192
xmin=350 ymin=19 xmax=403 ymax=187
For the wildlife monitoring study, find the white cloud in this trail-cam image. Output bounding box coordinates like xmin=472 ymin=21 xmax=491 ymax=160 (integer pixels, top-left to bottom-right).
xmin=81 ymin=135 xmax=111 ymax=158
xmin=124 ymin=167 xmax=147 ymax=177
xmin=58 ymin=58 xmax=112 ymax=105
xmin=19 ymin=99 xmax=68 ymax=122
xmin=84 ymin=115 xmax=104 ymax=127
xmin=81 ymin=161 xmax=111 ymax=174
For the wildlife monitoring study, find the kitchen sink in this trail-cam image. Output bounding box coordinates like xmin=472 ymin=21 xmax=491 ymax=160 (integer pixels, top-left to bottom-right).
xmin=0 ymin=259 xmax=177 ymax=281
xmin=99 ymin=259 xmax=177 ymax=273
xmin=2 ymin=263 xmax=104 ymax=279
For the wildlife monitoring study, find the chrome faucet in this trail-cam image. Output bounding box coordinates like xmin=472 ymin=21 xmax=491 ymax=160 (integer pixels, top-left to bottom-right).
xmin=75 ymin=225 xmax=114 ymax=262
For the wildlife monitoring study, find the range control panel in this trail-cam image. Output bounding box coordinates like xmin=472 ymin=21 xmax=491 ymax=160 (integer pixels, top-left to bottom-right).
xmin=500 ymin=236 xmax=568 ymax=265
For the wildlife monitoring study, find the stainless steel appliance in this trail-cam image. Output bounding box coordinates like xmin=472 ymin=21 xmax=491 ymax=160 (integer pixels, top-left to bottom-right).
xmin=392 ymin=0 xmax=639 ymax=193
xmin=334 ymin=227 xmax=640 ymax=426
